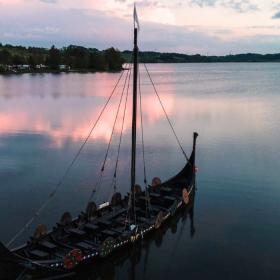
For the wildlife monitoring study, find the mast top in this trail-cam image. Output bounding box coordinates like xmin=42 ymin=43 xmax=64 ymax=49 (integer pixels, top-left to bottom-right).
xmin=134 ymin=4 xmax=140 ymax=31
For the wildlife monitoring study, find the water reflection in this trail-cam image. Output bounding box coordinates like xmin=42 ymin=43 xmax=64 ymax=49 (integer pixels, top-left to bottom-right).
xmin=0 ymin=73 xmax=174 ymax=147
xmin=1 ymin=63 xmax=280 ymax=279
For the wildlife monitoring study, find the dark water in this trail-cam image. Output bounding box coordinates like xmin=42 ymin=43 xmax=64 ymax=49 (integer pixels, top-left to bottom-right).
xmin=0 ymin=63 xmax=280 ymax=279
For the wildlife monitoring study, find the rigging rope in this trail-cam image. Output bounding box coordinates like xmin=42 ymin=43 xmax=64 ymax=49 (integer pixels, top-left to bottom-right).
xmin=6 ymin=68 xmax=127 ymax=249
xmin=138 ymin=65 xmax=147 ymax=185
xmin=88 ymin=65 xmax=131 ymax=202
xmin=111 ymin=66 xmax=132 ymax=194
xmin=143 ymin=63 xmax=190 ymax=163
xmin=138 ymin=65 xmax=151 ymax=216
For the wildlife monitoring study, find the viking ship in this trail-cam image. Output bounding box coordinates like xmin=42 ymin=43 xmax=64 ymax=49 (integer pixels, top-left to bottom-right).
xmin=0 ymin=7 xmax=198 ymax=279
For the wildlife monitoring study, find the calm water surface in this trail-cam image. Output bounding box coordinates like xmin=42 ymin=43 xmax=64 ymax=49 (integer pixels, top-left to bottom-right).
xmin=0 ymin=63 xmax=280 ymax=279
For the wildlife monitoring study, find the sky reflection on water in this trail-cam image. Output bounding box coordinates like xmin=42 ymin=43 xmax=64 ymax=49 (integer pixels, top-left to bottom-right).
xmin=0 ymin=63 xmax=280 ymax=279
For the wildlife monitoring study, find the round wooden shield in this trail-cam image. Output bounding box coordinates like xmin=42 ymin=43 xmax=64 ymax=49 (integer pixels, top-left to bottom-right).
xmin=70 ymin=248 xmax=83 ymax=262
xmin=64 ymin=255 xmax=75 ymax=270
xmin=111 ymin=192 xmax=122 ymax=206
xmin=152 ymin=177 xmax=161 ymax=187
xmin=86 ymin=201 xmax=97 ymax=220
xmin=64 ymin=248 xmax=83 ymax=270
xmin=134 ymin=184 xmax=142 ymax=195
xmin=100 ymin=237 xmax=116 ymax=258
xmin=155 ymin=211 xmax=164 ymax=229
xmin=33 ymin=224 xmax=47 ymax=240
xmin=152 ymin=177 xmax=161 ymax=188
xmin=60 ymin=212 xmax=72 ymax=226
xmin=182 ymin=188 xmax=189 ymax=205
xmin=77 ymin=213 xmax=86 ymax=228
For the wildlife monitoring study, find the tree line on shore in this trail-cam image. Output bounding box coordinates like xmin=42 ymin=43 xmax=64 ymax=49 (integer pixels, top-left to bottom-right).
xmin=1 ymin=43 xmax=279 ymax=74
xmin=0 ymin=44 xmax=124 ymax=72
xmin=123 ymin=50 xmax=280 ymax=63
xmin=122 ymin=51 xmax=280 ymax=63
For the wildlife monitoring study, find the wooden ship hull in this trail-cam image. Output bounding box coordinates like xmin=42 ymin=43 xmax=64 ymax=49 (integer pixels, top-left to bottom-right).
xmin=0 ymin=133 xmax=198 ymax=279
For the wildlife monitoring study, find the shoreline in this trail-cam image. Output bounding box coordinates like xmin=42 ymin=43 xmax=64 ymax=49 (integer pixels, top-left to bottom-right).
xmin=0 ymin=68 xmax=123 ymax=75
xmin=1 ymin=61 xmax=280 ymax=75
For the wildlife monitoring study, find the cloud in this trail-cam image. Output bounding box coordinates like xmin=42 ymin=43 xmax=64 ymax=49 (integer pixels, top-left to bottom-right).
xmin=116 ymin=0 xmax=259 ymax=12
xmin=272 ymin=11 xmax=280 ymax=19
xmin=225 ymin=0 xmax=259 ymax=13
xmin=189 ymin=0 xmax=217 ymax=7
xmin=188 ymin=0 xmax=259 ymax=12
xmin=125 ymin=0 xmax=168 ymax=9
xmin=40 ymin=0 xmax=58 ymax=3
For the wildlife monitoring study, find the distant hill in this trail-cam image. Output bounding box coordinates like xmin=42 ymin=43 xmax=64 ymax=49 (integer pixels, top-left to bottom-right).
xmin=122 ymin=50 xmax=280 ymax=63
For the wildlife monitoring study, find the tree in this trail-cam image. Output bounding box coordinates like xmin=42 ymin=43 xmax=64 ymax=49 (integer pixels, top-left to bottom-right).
xmin=0 ymin=49 xmax=12 ymax=65
xmin=28 ymin=55 xmax=36 ymax=69
xmin=89 ymin=52 xmax=107 ymax=70
xmin=46 ymin=45 xmax=61 ymax=69
xmin=12 ymin=54 xmax=26 ymax=65
xmin=62 ymin=45 xmax=90 ymax=69
xmin=104 ymin=48 xmax=124 ymax=71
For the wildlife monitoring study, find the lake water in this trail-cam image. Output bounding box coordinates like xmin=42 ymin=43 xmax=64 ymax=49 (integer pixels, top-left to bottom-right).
xmin=0 ymin=63 xmax=280 ymax=279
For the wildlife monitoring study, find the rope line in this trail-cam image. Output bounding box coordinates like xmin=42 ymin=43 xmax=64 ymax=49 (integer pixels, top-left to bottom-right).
xmin=138 ymin=65 xmax=151 ymax=216
xmin=143 ymin=63 xmax=190 ymax=163
xmin=89 ymin=65 xmax=131 ymax=203
xmin=124 ymin=192 xmax=132 ymax=231
xmin=111 ymin=66 xmax=132 ymax=193
xmin=88 ymin=169 xmax=104 ymax=204
xmin=138 ymin=65 xmax=147 ymax=185
xmin=6 ymin=68 xmax=126 ymax=248
xmin=101 ymin=65 xmax=131 ymax=173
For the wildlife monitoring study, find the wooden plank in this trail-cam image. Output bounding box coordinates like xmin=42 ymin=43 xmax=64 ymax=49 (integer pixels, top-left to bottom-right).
xmin=98 ymin=220 xmax=113 ymax=227
xmin=85 ymin=223 xmax=99 ymax=232
xmin=161 ymin=187 xmax=172 ymax=193
xmin=39 ymin=241 xmax=57 ymax=250
xmin=149 ymin=192 xmax=161 ymax=198
xmin=29 ymin=249 xmax=49 ymax=259
xmin=102 ymin=229 xmax=117 ymax=237
xmin=110 ymin=208 xmax=127 ymax=218
xmin=69 ymin=228 xmax=86 ymax=236
xmin=111 ymin=228 xmax=124 ymax=235
xmin=164 ymin=196 xmax=177 ymax=201
xmin=83 ymin=239 xmax=99 ymax=249
xmin=76 ymin=241 xmax=93 ymax=250
xmin=150 ymin=205 xmax=167 ymax=212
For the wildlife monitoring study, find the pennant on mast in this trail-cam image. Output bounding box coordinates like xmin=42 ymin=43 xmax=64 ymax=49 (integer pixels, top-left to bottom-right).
xmin=134 ymin=4 xmax=140 ymax=30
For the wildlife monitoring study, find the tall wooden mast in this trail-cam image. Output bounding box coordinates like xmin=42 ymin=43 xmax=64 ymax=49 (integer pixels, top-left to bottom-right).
xmin=130 ymin=27 xmax=138 ymax=221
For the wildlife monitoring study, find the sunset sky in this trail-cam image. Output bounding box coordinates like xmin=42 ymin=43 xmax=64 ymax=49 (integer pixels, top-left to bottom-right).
xmin=0 ymin=0 xmax=279 ymax=54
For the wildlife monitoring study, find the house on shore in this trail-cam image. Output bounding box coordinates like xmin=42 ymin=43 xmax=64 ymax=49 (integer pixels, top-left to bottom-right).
xmin=17 ymin=65 xmax=30 ymax=71
xmin=35 ymin=64 xmax=47 ymax=70
xmin=59 ymin=65 xmax=71 ymax=71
